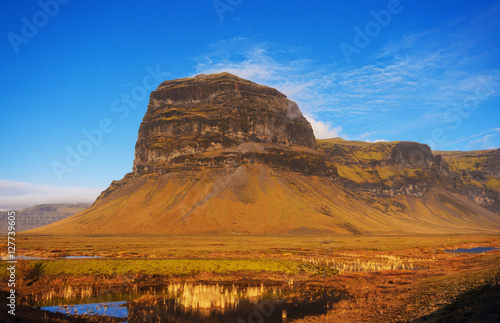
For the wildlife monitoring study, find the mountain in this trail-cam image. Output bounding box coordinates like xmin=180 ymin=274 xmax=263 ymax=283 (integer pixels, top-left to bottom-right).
xmin=319 ymin=139 xmax=500 ymax=214
xmin=27 ymin=73 xmax=500 ymax=235
xmin=436 ymin=149 xmax=500 ymax=213
xmin=1 ymin=203 xmax=90 ymax=233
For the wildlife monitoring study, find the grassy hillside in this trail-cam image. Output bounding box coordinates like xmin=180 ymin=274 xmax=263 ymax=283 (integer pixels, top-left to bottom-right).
xmin=26 ymin=164 xmax=500 ymax=235
xmin=317 ymin=138 xmax=409 ymax=185
xmin=24 ymin=138 xmax=500 ymax=236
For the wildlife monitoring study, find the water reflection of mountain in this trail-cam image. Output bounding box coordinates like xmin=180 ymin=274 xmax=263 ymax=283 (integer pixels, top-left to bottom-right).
xmin=38 ymin=282 xmax=345 ymax=322
xmin=127 ymin=283 xmax=343 ymax=323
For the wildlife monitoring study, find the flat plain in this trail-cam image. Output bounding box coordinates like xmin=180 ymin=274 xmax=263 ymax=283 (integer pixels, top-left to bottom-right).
xmin=1 ymin=234 xmax=499 ymax=322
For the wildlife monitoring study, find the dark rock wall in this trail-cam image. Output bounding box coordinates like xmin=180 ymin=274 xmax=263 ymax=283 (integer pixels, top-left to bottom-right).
xmin=133 ymin=73 xmax=316 ymax=174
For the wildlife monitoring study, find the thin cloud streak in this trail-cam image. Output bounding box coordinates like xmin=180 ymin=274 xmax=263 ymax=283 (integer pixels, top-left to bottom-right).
xmin=448 ymin=127 xmax=500 ymax=146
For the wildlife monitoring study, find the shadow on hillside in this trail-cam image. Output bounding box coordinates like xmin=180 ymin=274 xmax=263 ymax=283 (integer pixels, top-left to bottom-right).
xmin=411 ymin=283 xmax=500 ymax=323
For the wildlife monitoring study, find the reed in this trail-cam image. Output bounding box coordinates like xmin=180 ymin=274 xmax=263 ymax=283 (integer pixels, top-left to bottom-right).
xmin=302 ymin=255 xmax=430 ymax=272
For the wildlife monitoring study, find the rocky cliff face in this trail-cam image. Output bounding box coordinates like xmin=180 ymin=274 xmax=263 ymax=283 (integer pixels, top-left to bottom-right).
xmin=133 ymin=73 xmax=317 ymax=175
xmin=318 ymin=140 xmax=438 ymax=198
xmin=483 ymin=149 xmax=500 ymax=176
xmin=436 ymin=149 xmax=500 ymax=213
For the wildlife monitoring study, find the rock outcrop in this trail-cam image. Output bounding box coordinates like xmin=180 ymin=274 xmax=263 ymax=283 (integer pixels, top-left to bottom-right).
xmin=133 ymin=73 xmax=317 ymax=175
xmin=389 ymin=142 xmax=434 ymax=168
xmin=436 ymin=149 xmax=500 ymax=213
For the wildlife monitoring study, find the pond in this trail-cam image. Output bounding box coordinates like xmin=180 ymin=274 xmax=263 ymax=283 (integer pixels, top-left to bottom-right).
xmin=444 ymin=247 xmax=499 ymax=254
xmin=36 ymin=282 xmax=346 ymax=322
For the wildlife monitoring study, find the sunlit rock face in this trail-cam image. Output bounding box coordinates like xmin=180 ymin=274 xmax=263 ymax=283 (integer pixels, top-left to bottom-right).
xmin=133 ymin=73 xmax=317 ymax=174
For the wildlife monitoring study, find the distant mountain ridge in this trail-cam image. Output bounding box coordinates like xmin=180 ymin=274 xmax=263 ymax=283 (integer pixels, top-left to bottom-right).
xmin=27 ymin=73 xmax=500 ymax=235
xmin=1 ymin=203 xmax=90 ymax=233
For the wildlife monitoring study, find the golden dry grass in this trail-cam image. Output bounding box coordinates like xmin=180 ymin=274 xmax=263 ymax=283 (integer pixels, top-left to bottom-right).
xmin=9 ymin=233 xmax=499 ymax=259
xmin=24 ymin=165 xmax=500 ymax=236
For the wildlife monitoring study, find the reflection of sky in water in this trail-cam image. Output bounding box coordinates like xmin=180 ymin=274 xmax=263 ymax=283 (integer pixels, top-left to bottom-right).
xmin=445 ymin=247 xmax=499 ymax=253
xmin=41 ymin=301 xmax=128 ymax=319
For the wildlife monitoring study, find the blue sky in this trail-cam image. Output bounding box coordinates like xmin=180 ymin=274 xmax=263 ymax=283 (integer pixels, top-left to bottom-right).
xmin=1 ymin=0 xmax=499 ymax=209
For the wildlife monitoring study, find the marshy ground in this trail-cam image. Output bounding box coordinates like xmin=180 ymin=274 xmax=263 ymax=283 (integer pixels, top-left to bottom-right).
xmin=1 ymin=234 xmax=499 ymax=322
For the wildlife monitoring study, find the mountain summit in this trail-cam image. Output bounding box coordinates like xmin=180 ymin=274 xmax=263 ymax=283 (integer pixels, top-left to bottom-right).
xmin=29 ymin=73 xmax=500 ymax=235
xmin=133 ymin=73 xmax=316 ymax=175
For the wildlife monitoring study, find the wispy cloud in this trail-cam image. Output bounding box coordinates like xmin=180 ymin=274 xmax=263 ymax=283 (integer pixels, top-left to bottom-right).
xmin=0 ymin=180 xmax=103 ymax=211
xmin=194 ymin=6 xmax=500 ymax=145
xmin=463 ymin=128 xmax=500 ymax=150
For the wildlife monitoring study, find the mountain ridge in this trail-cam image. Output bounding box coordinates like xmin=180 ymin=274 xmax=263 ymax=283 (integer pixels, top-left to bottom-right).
xmin=26 ymin=73 xmax=500 ymax=235
xmin=1 ymin=203 xmax=90 ymax=233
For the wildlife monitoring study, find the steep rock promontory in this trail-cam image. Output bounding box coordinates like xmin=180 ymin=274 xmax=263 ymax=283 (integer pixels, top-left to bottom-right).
xmin=133 ymin=73 xmax=318 ymax=175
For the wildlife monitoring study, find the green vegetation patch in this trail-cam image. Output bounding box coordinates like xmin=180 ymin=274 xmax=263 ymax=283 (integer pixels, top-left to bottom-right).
xmin=0 ymin=258 xmax=339 ymax=279
xmin=25 ymin=259 xmax=310 ymax=276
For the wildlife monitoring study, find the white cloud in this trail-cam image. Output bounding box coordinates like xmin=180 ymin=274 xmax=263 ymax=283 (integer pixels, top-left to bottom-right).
xmin=0 ymin=179 xmax=103 ymax=211
xmin=358 ymin=132 xmax=378 ymax=140
xmin=305 ymin=116 xmax=343 ymax=139
xmin=365 ymin=139 xmax=389 ymax=143
xmin=359 ymin=131 xmax=389 ymax=143
xmin=470 ymin=134 xmax=495 ymax=145
xmin=465 ymin=128 xmax=500 ymax=149
xmin=452 ymin=127 xmax=500 ymax=145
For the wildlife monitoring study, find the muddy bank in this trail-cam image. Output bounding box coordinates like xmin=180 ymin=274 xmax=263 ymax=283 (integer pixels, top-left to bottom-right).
xmin=294 ymin=254 xmax=500 ymax=322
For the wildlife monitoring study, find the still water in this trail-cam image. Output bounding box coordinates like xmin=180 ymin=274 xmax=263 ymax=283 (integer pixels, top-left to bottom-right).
xmin=37 ymin=282 xmax=345 ymax=322
xmin=444 ymin=247 xmax=499 ymax=254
